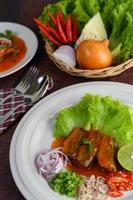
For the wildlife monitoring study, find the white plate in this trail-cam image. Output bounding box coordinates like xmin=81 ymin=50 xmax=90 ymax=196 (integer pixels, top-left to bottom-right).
xmin=10 ymin=81 xmax=133 ymax=200
xmin=0 ymin=22 xmax=38 ymax=78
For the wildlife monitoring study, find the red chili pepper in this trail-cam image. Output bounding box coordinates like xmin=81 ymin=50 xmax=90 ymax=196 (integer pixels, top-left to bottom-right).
xmin=66 ymin=15 xmax=72 ymax=43
xmin=34 ymin=18 xmax=64 ymax=44
xmin=107 ymin=190 xmax=123 ymax=197
xmin=38 ymin=26 xmax=61 ymax=46
xmin=56 ymin=14 xmax=68 ymax=43
xmin=45 ymin=23 xmax=61 ymax=41
xmin=106 ymin=171 xmax=133 ymax=198
xmin=72 ymin=16 xmax=78 ymax=42
xmin=48 ymin=10 xmax=57 ymax=26
xmin=34 ymin=18 xmax=49 ymax=32
xmin=55 ymin=8 xmax=66 ymax=29
xmin=127 ymin=172 xmax=133 ymax=181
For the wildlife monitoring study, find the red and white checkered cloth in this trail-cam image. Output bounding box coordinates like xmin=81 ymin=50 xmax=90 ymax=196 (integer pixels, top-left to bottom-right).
xmin=0 ymin=77 xmax=54 ymax=134
xmin=0 ymin=88 xmax=33 ymax=134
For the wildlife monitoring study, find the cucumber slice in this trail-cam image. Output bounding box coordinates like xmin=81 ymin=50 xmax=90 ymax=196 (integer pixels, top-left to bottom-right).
xmin=76 ymin=12 xmax=107 ymax=46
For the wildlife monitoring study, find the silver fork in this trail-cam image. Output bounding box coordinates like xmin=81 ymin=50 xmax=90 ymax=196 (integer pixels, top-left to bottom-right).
xmin=0 ymin=75 xmax=50 ymax=125
xmin=0 ymin=66 xmax=39 ymax=105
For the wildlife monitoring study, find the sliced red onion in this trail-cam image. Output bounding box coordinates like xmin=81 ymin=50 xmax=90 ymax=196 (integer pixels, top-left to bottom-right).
xmin=0 ymin=37 xmax=12 ymax=47
xmin=35 ymin=147 xmax=69 ymax=180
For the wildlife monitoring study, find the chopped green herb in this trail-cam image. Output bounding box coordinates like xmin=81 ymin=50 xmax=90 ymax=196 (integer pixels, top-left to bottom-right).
xmin=5 ymin=30 xmax=13 ymax=40
xmin=82 ymin=139 xmax=93 ymax=152
xmin=0 ymin=46 xmax=8 ymax=49
xmin=49 ymin=171 xmax=83 ymax=197
xmin=0 ymin=30 xmax=13 ymax=40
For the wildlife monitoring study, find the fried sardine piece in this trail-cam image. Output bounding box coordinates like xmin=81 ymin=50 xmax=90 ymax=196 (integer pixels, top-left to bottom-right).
xmin=97 ymin=135 xmax=117 ymax=172
xmin=63 ymin=128 xmax=85 ymax=157
xmin=76 ymin=129 xmax=101 ymax=167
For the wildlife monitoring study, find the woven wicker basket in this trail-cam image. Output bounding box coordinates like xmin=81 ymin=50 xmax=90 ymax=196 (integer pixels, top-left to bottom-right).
xmin=45 ymin=41 xmax=133 ymax=78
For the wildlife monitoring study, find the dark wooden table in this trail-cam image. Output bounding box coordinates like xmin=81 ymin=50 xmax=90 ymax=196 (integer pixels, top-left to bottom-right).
xmin=0 ymin=0 xmax=133 ymax=200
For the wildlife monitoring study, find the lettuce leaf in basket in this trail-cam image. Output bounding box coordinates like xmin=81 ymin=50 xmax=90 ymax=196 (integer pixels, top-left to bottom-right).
xmin=39 ymin=0 xmax=90 ymax=32
xmin=39 ymin=0 xmax=133 ymax=64
xmin=53 ymin=94 xmax=133 ymax=147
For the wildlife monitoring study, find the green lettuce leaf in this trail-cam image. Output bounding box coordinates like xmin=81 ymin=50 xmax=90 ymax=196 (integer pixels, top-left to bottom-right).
xmin=53 ymin=94 xmax=133 ymax=147
xmin=39 ymin=0 xmax=133 ymax=63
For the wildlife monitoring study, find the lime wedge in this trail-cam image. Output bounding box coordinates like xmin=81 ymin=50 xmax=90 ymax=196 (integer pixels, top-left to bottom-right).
xmin=117 ymin=144 xmax=133 ymax=171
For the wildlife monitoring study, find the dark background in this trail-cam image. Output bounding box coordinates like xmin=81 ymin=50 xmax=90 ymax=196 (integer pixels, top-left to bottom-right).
xmin=0 ymin=0 xmax=133 ymax=200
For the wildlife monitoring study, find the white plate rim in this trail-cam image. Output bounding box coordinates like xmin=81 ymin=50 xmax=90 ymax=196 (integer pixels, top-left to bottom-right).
xmin=0 ymin=22 xmax=38 ymax=78
xmin=10 ymin=81 xmax=133 ymax=200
